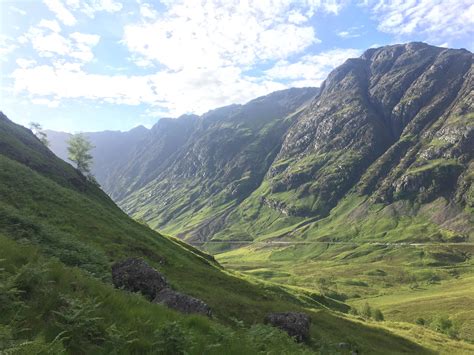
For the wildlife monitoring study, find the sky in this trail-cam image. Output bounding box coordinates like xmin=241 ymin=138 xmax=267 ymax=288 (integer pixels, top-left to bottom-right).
xmin=0 ymin=0 xmax=473 ymax=133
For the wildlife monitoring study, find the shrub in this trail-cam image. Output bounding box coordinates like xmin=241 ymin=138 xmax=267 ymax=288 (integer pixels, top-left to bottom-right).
xmin=360 ymin=302 xmax=372 ymax=319
xmin=53 ymin=296 xmax=108 ymax=352
xmin=349 ymin=307 xmax=359 ymax=316
xmin=104 ymin=324 xmax=139 ymax=353
xmin=373 ymin=309 xmax=384 ymax=321
xmin=153 ymin=321 xmax=194 ymax=355
xmin=430 ymin=316 xmax=459 ymax=339
xmin=415 ymin=317 xmax=426 ymax=326
xmin=10 ymin=261 xmax=49 ymax=300
xmin=246 ymin=324 xmax=309 ymax=352
xmin=1 ymin=333 xmax=67 ymax=355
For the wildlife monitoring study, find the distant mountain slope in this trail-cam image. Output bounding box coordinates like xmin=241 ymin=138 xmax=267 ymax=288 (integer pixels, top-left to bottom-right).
xmin=220 ymin=42 xmax=472 ymax=241
xmin=81 ymin=43 xmax=470 ymax=247
xmin=119 ymin=87 xmax=319 ymax=237
xmin=47 ymin=87 xmax=319 ymax=236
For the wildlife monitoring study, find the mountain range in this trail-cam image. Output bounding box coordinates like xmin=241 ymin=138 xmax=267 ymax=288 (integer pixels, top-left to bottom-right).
xmin=47 ymin=42 xmax=473 ymax=249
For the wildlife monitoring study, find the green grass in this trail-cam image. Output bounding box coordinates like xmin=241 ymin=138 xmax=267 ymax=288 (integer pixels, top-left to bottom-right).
xmin=217 ymin=194 xmax=474 ymax=351
xmin=407 ymin=158 xmax=460 ymax=174
xmin=0 ymin=235 xmax=313 ymax=355
xmin=349 ymin=274 xmax=474 ymax=342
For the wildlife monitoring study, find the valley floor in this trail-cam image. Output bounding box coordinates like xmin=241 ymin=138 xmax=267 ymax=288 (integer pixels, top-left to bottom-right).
xmin=217 ymin=242 xmax=474 ymax=353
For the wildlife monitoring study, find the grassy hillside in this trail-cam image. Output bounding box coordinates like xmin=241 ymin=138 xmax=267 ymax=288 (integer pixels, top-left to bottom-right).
xmin=0 ymin=235 xmax=313 ymax=354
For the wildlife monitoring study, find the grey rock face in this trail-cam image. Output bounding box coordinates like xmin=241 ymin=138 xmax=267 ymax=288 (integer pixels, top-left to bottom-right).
xmin=264 ymin=312 xmax=311 ymax=342
xmin=267 ymin=43 xmax=472 ymax=217
xmin=153 ymin=288 xmax=212 ymax=317
xmin=111 ymin=258 xmax=168 ymax=300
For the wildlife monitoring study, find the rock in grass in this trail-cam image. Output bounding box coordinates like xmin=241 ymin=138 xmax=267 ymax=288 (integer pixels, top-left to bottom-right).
xmin=264 ymin=312 xmax=311 ymax=342
xmin=153 ymin=288 xmax=212 ymax=317
xmin=112 ymin=258 xmax=168 ymax=300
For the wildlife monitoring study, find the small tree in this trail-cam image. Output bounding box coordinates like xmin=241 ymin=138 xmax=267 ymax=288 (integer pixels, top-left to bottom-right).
xmin=29 ymin=122 xmax=49 ymax=147
xmin=68 ymin=133 xmax=94 ymax=177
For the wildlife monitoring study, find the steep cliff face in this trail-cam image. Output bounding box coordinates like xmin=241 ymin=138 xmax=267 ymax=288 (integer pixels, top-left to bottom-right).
xmin=106 ymin=115 xmax=200 ymax=200
xmin=264 ymin=43 xmax=472 ymax=220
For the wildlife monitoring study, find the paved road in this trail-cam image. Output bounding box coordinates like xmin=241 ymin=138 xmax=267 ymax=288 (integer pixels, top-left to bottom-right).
xmin=189 ymin=240 xmax=474 ymax=247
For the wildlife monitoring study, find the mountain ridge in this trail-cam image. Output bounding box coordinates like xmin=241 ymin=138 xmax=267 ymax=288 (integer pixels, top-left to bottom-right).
xmin=44 ymin=42 xmax=472 ymax=247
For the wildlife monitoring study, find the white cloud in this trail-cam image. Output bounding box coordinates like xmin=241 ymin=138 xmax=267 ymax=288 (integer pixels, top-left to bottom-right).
xmin=43 ymin=0 xmax=77 ymax=26
xmin=13 ymin=0 xmax=350 ymax=117
xmin=43 ymin=0 xmax=122 ymax=24
xmin=265 ymin=48 xmax=362 ymax=87
xmin=337 ymin=30 xmax=360 ymax=38
xmin=20 ymin=24 xmax=100 ymax=63
xmin=367 ymin=0 xmax=474 ymax=41
xmin=31 ymin=97 xmax=60 ymax=107
xmin=0 ymin=35 xmax=18 ymax=60
xmin=123 ymin=1 xmax=319 ymax=71
xmin=139 ymin=2 xmax=157 ymax=19
xmin=69 ymin=32 xmax=101 ymax=61
xmin=66 ymin=0 xmax=123 ymax=17
xmin=336 ymin=25 xmax=364 ymax=38
xmin=16 ymin=58 xmax=38 ymax=68
xmin=13 ymin=65 xmax=152 ymax=105
xmin=38 ymin=19 xmax=62 ymax=32
xmin=287 ymin=10 xmax=308 ymax=24
xmin=12 ymin=64 xmax=286 ymax=115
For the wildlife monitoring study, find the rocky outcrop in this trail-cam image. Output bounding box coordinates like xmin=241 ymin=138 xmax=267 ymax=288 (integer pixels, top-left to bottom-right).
xmin=112 ymin=258 xmax=211 ymax=316
xmin=260 ymin=196 xmax=292 ymax=216
xmin=264 ymin=312 xmax=311 ymax=343
xmin=112 ymin=258 xmax=168 ymax=300
xmin=153 ymin=288 xmax=212 ymax=317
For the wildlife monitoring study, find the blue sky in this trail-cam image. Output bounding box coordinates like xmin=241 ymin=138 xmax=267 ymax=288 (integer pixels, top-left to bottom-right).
xmin=1 ymin=0 xmax=473 ymax=133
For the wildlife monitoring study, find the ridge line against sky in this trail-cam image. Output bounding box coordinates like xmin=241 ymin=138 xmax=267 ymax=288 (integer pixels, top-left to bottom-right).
xmin=0 ymin=0 xmax=473 ymax=133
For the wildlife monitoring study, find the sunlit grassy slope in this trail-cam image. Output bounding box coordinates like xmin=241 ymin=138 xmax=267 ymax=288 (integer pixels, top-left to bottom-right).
xmin=218 ymin=194 xmax=474 ymax=350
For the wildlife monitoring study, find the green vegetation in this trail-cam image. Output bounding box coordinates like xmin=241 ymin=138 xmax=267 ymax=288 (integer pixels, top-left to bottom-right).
xmin=218 ymin=195 xmax=474 ymax=350
xmin=0 ymin=236 xmax=312 ymax=354
xmin=1 ymin=114 xmax=451 ymax=354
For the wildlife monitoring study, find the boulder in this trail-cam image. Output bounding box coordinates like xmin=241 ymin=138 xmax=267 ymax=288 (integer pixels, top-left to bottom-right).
xmin=264 ymin=312 xmax=311 ymax=342
xmin=112 ymin=258 xmax=168 ymax=300
xmin=154 ymin=288 xmax=212 ymax=317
